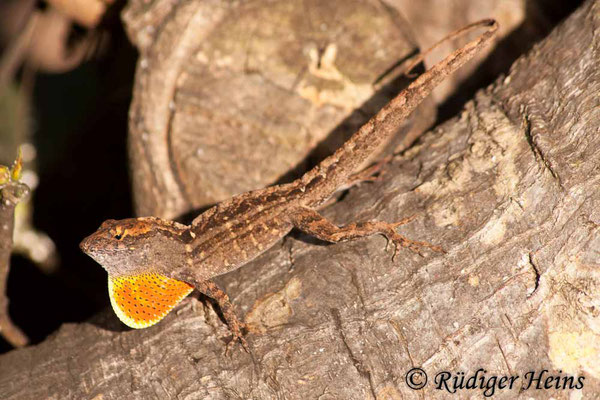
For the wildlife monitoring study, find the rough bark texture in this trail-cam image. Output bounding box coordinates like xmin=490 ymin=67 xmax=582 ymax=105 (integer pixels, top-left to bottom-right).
xmin=1 ymin=1 xmax=599 ymax=399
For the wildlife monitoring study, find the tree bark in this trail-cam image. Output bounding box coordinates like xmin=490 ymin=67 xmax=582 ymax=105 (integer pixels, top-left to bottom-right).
xmin=1 ymin=0 xmax=599 ymax=399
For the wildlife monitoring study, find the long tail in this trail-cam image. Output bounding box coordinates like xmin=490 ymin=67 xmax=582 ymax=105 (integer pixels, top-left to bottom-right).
xmin=300 ymin=19 xmax=498 ymax=207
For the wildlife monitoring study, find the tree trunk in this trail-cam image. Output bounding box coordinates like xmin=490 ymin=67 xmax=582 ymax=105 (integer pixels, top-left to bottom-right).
xmin=1 ymin=0 xmax=599 ymax=399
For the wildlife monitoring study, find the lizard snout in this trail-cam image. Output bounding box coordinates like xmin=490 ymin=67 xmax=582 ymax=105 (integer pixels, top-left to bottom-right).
xmin=79 ymin=232 xmax=102 ymax=255
xmin=79 ymin=235 xmax=92 ymax=253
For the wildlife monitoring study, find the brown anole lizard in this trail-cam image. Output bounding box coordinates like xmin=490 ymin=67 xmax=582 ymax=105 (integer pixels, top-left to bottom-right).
xmin=80 ymin=19 xmax=497 ymax=350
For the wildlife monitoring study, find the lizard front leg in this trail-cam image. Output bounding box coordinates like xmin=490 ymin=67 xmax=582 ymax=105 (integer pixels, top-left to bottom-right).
xmin=290 ymin=207 xmax=443 ymax=259
xmin=192 ymin=279 xmax=248 ymax=352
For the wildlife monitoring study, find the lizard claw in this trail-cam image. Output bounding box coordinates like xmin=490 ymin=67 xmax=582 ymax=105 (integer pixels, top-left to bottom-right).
xmin=225 ymin=334 xmax=249 ymax=356
xmin=224 ymin=321 xmax=250 ymax=356
xmin=385 ymin=217 xmax=444 ymax=259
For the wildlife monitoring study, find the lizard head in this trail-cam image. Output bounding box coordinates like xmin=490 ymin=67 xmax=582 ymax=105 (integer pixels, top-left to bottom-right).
xmin=80 ymin=217 xmax=194 ymax=275
xmin=80 ymin=217 xmax=194 ymax=328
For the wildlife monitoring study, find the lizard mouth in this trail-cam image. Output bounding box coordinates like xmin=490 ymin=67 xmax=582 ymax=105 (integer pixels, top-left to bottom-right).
xmin=107 ymin=272 xmax=194 ymax=329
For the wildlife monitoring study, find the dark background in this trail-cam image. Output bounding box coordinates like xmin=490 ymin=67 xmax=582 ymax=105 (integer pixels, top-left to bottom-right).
xmin=0 ymin=0 xmax=136 ymax=352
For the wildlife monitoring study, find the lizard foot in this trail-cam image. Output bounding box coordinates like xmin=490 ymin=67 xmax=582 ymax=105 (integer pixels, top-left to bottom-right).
xmin=225 ymin=321 xmax=249 ymax=355
xmin=384 ymin=217 xmax=445 ymax=260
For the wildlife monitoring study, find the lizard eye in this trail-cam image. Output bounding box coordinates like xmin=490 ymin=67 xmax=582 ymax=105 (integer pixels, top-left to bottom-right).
xmin=114 ymin=233 xmax=123 ymax=240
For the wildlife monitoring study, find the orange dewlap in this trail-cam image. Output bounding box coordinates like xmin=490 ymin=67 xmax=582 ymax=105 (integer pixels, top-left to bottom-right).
xmin=108 ymin=273 xmax=194 ymax=329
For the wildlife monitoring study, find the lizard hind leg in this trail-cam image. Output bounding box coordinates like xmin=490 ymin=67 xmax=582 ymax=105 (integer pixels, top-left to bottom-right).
xmin=290 ymin=207 xmax=444 ymax=260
